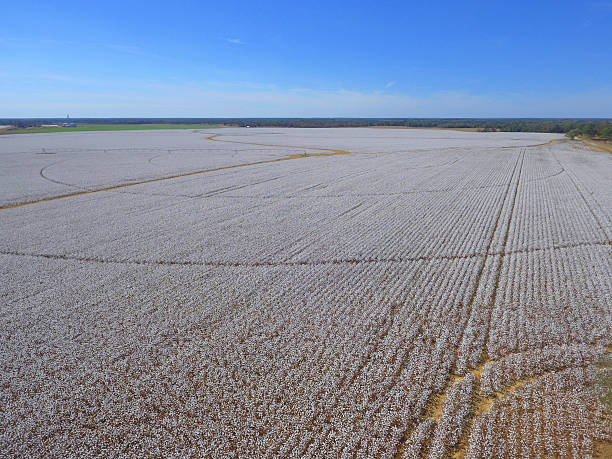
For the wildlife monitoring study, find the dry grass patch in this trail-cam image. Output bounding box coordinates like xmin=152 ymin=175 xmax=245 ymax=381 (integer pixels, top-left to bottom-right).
xmin=582 ymin=138 xmax=612 ymax=154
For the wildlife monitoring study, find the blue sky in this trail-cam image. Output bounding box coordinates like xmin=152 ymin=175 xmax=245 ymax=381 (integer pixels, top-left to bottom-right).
xmin=2 ymin=1 xmax=611 ymax=117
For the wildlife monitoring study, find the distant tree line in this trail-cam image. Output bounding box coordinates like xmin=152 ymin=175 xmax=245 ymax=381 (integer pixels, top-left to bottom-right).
xmin=565 ymin=123 xmax=612 ymax=140
xmin=2 ymin=118 xmax=610 ymax=138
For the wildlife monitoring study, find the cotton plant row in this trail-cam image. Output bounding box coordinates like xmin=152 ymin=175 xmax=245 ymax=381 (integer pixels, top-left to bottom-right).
xmin=400 ymin=418 xmax=436 ymax=458
xmin=508 ymin=167 xmax=609 ymax=252
xmin=455 ymin=255 xmax=501 ymax=374
xmin=427 ymin=374 xmax=475 ymax=459
xmin=549 ymin=145 xmax=612 ymax=237
xmin=465 ymin=367 xmax=611 ymax=459
xmin=398 ymin=358 xmax=609 ymax=458
xmin=1 ymin=131 xmax=611 ymax=457
xmin=455 ymin=245 xmax=610 ymax=375
xmin=486 ymin=245 xmax=611 ymax=360
xmin=291 ymin=148 xmax=517 ymax=201
xmin=2 ymin=135 xmax=573 ymax=267
xmin=1 ymin=257 xmax=484 ymax=457
xmin=1 ymin=131 xmax=292 ymax=207
xmin=284 ymin=183 xmax=512 ymax=264
xmin=3 ymin=246 xmax=608 ymax=457
xmin=479 ymin=343 xmax=604 ymax=397
xmin=281 ymin=263 xmax=478 ymax=458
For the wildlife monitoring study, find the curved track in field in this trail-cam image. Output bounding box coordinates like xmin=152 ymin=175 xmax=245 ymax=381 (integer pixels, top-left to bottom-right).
xmin=5 ymin=133 xmax=560 ymax=211
xmin=0 ymin=133 xmax=350 ymax=211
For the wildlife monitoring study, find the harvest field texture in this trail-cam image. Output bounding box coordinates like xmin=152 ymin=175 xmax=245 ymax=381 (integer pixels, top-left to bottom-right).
xmin=0 ymin=123 xmax=222 ymax=135
xmin=0 ymin=128 xmax=611 ymax=458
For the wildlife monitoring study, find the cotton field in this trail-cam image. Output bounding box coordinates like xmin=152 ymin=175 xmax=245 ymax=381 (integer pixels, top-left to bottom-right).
xmin=0 ymin=128 xmax=610 ymax=458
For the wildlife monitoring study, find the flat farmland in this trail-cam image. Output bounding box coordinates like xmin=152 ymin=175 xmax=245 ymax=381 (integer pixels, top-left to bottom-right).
xmin=0 ymin=128 xmax=610 ymax=457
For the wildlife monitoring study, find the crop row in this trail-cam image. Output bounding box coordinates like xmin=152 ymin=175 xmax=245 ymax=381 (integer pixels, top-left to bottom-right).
xmin=0 ymin=132 xmax=610 ymax=457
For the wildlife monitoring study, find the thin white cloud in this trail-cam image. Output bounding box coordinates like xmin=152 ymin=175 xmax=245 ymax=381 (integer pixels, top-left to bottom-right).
xmin=385 ymin=81 xmax=396 ymax=89
xmin=40 ymin=38 xmax=78 ymax=46
xmin=225 ymin=38 xmax=245 ymax=45
xmin=2 ymin=77 xmax=611 ymax=117
xmin=106 ymin=44 xmax=161 ymax=58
